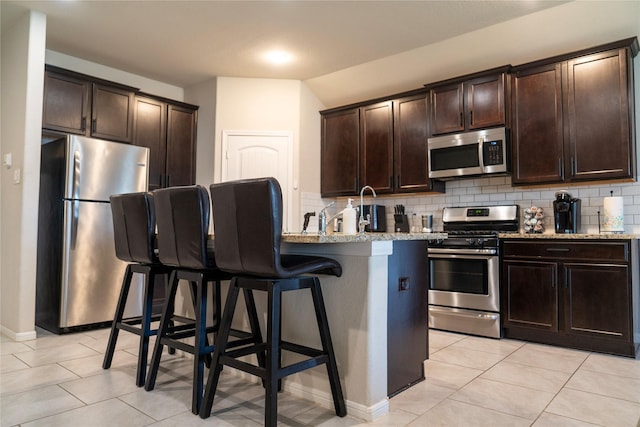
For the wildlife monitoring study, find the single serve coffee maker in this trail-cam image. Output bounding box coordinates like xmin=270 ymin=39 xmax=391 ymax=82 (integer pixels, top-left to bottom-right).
xmin=553 ymin=191 xmax=581 ymax=233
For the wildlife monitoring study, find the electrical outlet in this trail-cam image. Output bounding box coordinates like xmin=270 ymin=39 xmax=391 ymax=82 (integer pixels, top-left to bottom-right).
xmin=13 ymin=168 xmax=20 ymax=184
xmin=399 ymin=277 xmax=410 ymax=291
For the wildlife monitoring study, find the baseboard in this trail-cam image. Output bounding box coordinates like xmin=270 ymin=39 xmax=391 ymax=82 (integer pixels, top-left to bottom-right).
xmin=283 ymin=378 xmax=389 ymax=422
xmin=222 ymin=368 xmax=389 ymax=421
xmin=0 ymin=324 xmax=37 ymax=341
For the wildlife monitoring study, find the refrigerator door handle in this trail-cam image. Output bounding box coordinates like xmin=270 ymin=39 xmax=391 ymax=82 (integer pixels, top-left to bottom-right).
xmin=72 ymin=150 xmax=81 ymax=200
xmin=70 ymin=199 xmax=79 ymax=250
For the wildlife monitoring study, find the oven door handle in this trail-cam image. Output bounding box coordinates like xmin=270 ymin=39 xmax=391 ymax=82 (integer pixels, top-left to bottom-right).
xmin=429 ymin=306 xmax=499 ymax=320
xmin=427 ymin=248 xmax=497 ymax=256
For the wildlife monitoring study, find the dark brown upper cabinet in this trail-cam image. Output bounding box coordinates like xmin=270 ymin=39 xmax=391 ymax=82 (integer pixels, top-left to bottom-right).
xmin=394 ymin=94 xmax=443 ymax=193
xmin=91 ymin=84 xmax=134 ymax=143
xmin=360 ymin=101 xmax=394 ymax=194
xmin=428 ymin=68 xmax=508 ymax=136
xmin=321 ymin=92 xmax=443 ymax=197
xmin=165 ymin=103 xmax=198 ymax=188
xmin=42 ymin=70 xmax=90 ymax=135
xmin=511 ymin=38 xmax=638 ymax=185
xmin=43 ymin=65 xmax=136 ymax=143
xmin=510 ymin=63 xmax=564 ymax=184
xmin=321 ymin=108 xmax=360 ymax=197
xmin=133 ymin=95 xmax=198 ymax=190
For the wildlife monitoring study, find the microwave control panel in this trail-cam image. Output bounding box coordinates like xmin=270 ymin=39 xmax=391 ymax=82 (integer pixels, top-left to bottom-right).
xmin=482 ymin=140 xmax=504 ymax=166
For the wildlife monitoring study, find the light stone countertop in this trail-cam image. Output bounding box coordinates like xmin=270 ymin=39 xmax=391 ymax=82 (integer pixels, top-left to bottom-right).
xmin=499 ymin=232 xmax=640 ymax=240
xmin=281 ymin=232 xmax=447 ymax=243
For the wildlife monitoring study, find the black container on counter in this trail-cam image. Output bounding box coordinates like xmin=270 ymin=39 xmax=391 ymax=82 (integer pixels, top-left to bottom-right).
xmin=362 ymin=204 xmax=386 ymax=232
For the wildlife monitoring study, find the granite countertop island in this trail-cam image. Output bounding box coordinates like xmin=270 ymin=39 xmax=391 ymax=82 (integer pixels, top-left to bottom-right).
xmin=282 ymin=231 xmax=447 ymax=243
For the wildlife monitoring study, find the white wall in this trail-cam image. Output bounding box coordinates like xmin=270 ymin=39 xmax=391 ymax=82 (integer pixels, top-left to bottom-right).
xmin=307 ymin=1 xmax=640 ymax=108
xmin=185 ymin=78 xmax=217 ymax=190
xmin=0 ymin=10 xmax=47 ymax=339
xmin=45 ymin=50 xmax=184 ymax=101
xmin=212 ymin=77 xmax=305 ymax=228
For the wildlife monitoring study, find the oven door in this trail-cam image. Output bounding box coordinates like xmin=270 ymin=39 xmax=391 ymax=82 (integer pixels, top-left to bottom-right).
xmin=428 ymin=248 xmax=501 ymax=338
xmin=428 ymin=248 xmax=499 ymax=312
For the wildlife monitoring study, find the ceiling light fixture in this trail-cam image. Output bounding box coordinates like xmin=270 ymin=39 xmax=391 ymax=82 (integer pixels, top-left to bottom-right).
xmin=263 ymin=50 xmax=293 ymax=65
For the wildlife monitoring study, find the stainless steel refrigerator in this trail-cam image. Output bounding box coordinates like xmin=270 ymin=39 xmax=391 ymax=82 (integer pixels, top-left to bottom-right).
xmin=36 ymin=135 xmax=149 ymax=333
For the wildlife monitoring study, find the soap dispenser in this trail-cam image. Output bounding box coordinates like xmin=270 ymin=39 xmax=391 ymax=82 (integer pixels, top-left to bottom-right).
xmin=342 ymin=198 xmax=357 ymax=235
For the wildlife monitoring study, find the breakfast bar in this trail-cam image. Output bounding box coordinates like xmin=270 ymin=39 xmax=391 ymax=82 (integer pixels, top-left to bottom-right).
xmin=270 ymin=232 xmax=445 ymax=421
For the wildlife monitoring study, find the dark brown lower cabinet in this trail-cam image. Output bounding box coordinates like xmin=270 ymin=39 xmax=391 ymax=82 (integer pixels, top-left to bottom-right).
xmin=387 ymin=240 xmax=429 ymax=397
xmin=502 ymin=239 xmax=638 ymax=357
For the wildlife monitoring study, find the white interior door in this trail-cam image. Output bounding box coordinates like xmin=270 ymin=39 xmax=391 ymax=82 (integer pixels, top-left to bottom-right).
xmin=221 ymin=130 xmax=293 ymax=231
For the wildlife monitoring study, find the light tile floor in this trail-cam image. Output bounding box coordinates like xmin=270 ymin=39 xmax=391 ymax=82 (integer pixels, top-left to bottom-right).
xmin=1 ymin=327 xmax=639 ymax=426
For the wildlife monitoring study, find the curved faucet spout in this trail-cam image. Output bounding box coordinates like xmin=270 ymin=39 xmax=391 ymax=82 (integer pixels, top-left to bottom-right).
xmin=359 ymin=185 xmax=377 ymax=233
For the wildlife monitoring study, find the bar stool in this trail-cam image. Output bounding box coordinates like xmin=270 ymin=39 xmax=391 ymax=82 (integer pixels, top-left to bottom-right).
xmin=199 ymin=177 xmax=347 ymax=426
xmin=144 ymin=185 xmax=257 ymax=415
xmin=103 ymin=192 xmax=172 ymax=387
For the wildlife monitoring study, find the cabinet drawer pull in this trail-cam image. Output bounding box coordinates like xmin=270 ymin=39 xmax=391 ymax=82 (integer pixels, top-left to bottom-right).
xmin=546 ymin=248 xmax=570 ymax=252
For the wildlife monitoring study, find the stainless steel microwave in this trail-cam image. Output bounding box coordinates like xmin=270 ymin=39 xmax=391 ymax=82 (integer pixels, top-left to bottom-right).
xmin=428 ymin=127 xmax=509 ymax=180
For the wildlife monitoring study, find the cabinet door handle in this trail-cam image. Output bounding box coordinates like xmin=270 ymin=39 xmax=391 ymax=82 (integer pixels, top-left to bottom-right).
xmin=81 ymin=117 xmax=86 ymax=132
xmin=558 ymin=158 xmax=562 ymax=177
xmin=459 ymin=112 xmax=463 ymax=127
xmin=571 ymin=157 xmax=575 ymax=176
xmin=166 ymin=174 xmax=171 ymax=187
xmin=91 ymin=118 xmax=97 ymax=133
xmin=469 ymin=110 xmax=473 ymax=125
xmin=389 ymin=176 xmax=393 ymax=189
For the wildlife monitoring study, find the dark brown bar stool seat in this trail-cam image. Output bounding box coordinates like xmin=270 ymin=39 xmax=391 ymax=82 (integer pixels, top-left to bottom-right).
xmin=199 ymin=177 xmax=347 ymax=426
xmin=103 ymin=192 xmax=173 ymax=387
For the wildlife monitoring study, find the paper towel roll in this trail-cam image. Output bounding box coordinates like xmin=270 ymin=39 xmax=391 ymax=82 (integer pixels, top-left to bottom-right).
xmin=603 ymin=196 xmax=624 ymax=232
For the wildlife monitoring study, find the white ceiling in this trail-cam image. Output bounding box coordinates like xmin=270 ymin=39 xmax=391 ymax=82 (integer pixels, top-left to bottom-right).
xmin=2 ymin=1 xmax=569 ymax=103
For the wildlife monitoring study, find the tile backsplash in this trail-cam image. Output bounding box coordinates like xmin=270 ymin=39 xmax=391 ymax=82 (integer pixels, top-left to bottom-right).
xmin=302 ymin=177 xmax=640 ymax=234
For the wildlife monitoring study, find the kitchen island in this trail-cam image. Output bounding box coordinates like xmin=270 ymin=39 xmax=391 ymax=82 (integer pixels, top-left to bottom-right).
xmin=274 ymin=232 xmax=445 ymax=421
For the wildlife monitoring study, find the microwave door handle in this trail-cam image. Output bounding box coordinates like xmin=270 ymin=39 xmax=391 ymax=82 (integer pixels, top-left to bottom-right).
xmin=477 ymin=138 xmax=484 ymax=169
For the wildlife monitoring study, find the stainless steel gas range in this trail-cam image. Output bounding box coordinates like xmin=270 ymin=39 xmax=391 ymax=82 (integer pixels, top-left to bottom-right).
xmin=428 ymin=205 xmax=519 ymax=338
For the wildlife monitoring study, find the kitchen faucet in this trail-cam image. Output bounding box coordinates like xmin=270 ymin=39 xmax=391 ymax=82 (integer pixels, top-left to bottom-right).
xmin=317 ymin=201 xmax=336 ymax=235
xmin=359 ymin=185 xmax=377 ymax=233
